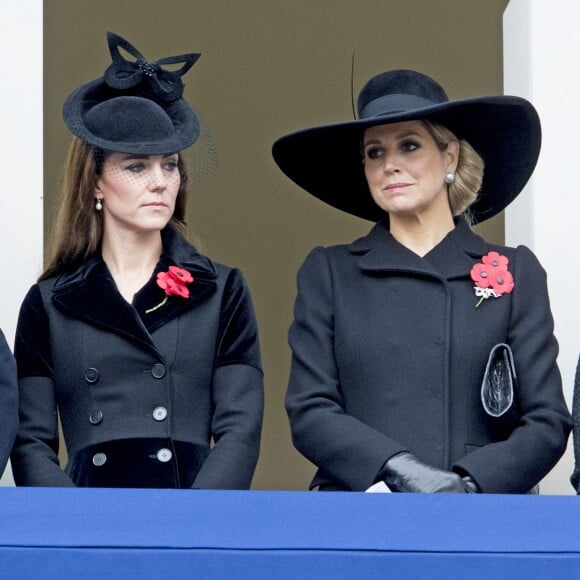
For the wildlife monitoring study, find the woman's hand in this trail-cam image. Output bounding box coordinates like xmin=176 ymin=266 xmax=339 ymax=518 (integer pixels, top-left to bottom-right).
xmin=382 ymin=452 xmax=469 ymax=493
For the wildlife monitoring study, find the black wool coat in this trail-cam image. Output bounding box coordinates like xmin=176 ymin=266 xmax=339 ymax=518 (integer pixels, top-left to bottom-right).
xmin=11 ymin=227 xmax=264 ymax=489
xmin=286 ymin=218 xmax=572 ymax=493
xmin=0 ymin=328 xmax=18 ymax=474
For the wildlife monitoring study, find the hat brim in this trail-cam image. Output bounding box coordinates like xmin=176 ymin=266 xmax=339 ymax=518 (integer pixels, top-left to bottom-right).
xmin=63 ymin=78 xmax=200 ymax=155
xmin=272 ymin=96 xmax=541 ymax=224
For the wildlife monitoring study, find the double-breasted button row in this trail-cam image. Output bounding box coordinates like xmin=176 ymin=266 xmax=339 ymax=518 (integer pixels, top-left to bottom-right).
xmin=86 ymin=364 xmax=167 ymax=381
xmin=89 ymin=407 xmax=168 ymax=425
xmin=86 ymin=364 xmax=168 ymax=382
xmin=85 ymin=363 xmax=167 ymax=383
xmin=92 ymin=448 xmax=173 ymax=467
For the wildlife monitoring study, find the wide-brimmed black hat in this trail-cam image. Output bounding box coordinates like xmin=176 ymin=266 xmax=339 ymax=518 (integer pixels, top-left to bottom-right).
xmin=272 ymin=69 xmax=541 ymax=223
xmin=63 ymin=32 xmax=201 ymax=155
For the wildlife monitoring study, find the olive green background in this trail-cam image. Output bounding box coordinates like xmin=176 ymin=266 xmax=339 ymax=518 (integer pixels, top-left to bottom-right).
xmin=44 ymin=0 xmax=509 ymax=490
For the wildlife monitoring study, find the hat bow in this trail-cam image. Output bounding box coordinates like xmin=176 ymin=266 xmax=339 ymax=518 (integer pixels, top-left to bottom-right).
xmin=103 ymin=31 xmax=200 ymax=102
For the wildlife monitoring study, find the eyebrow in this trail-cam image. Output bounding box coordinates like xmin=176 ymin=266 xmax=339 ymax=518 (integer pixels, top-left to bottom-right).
xmin=363 ymin=130 xmax=422 ymax=146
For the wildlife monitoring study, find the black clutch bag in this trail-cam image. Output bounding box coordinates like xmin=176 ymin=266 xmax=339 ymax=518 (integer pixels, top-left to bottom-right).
xmin=481 ymin=343 xmax=517 ymax=417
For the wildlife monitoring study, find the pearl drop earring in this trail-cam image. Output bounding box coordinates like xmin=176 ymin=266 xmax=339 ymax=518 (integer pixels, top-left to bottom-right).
xmin=95 ymin=198 xmax=103 ymax=211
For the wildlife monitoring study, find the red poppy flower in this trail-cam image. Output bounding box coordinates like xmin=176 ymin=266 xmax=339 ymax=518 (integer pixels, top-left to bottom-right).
xmin=470 ymin=262 xmax=494 ymax=289
xmin=167 ymin=265 xmax=194 ymax=285
xmin=490 ymin=270 xmax=514 ymax=295
xmin=146 ymin=266 xmax=194 ymax=313
xmin=470 ymin=252 xmax=514 ymax=308
xmin=157 ymin=269 xmax=192 ymax=298
xmin=482 ymin=251 xmax=509 ymax=271
xmin=161 ymin=275 xmax=190 ymax=298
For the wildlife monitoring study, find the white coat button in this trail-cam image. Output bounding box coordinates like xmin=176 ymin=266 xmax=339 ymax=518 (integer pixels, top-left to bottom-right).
xmin=152 ymin=407 xmax=168 ymax=421
xmin=92 ymin=453 xmax=107 ymax=467
xmin=157 ymin=448 xmax=172 ymax=462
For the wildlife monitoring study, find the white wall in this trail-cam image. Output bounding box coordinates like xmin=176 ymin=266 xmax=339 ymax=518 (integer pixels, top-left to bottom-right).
xmin=0 ymin=1 xmax=43 ymax=485
xmin=504 ymin=0 xmax=580 ymax=494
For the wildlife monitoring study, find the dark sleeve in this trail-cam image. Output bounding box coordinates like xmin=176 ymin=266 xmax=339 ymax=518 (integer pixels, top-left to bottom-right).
xmin=571 ymin=354 xmax=580 ymax=493
xmin=0 ymin=328 xmax=18 ymax=474
xmin=285 ymin=247 xmax=407 ymax=491
xmin=10 ymin=285 xmax=75 ymax=486
xmin=453 ymin=246 xmax=573 ymax=493
xmin=192 ymin=269 xmax=264 ymax=490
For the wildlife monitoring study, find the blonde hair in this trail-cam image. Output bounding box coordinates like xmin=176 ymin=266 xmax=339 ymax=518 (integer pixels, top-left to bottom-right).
xmin=423 ymin=120 xmax=484 ymax=219
xmin=41 ymin=137 xmax=190 ymax=281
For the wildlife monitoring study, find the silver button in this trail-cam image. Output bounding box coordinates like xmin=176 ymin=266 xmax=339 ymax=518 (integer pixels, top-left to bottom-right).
xmin=92 ymin=453 xmax=107 ymax=467
xmin=89 ymin=410 xmax=103 ymax=425
xmin=156 ymin=448 xmax=172 ymax=463
xmin=152 ymin=406 xmax=168 ymax=421
xmin=152 ymin=363 xmax=166 ymax=379
xmin=85 ymin=368 xmax=99 ymax=383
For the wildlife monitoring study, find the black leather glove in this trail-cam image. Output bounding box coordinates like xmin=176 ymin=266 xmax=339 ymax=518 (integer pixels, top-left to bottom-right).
xmin=382 ymin=452 xmax=467 ymax=493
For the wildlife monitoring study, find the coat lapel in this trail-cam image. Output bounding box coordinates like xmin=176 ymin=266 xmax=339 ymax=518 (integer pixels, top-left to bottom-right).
xmin=51 ymin=228 xmax=218 ymax=356
xmin=350 ymin=218 xmax=440 ymax=278
xmin=423 ymin=219 xmax=487 ymax=280
xmin=350 ymin=217 xmax=487 ymax=280
xmin=52 ymin=258 xmax=160 ymax=355
xmin=134 ymin=248 xmax=218 ymax=334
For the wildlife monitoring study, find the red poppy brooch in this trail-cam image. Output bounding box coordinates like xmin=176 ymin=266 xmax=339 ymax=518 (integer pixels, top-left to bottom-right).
xmin=470 ymin=251 xmax=514 ymax=308
xmin=145 ymin=266 xmax=194 ymax=313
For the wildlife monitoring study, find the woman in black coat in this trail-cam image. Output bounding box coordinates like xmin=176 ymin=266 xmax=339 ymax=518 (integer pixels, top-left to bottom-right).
xmin=272 ymin=69 xmax=572 ymax=494
xmin=0 ymin=328 xmax=18 ymax=475
xmin=11 ymin=32 xmax=264 ymax=489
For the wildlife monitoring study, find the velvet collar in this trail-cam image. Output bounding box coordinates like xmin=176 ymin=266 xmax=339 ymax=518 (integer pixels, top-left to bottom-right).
xmin=50 ymin=227 xmax=218 ymax=358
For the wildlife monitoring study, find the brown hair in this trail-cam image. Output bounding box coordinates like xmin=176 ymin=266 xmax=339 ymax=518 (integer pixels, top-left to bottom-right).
xmin=40 ymin=137 xmax=190 ymax=281
xmin=422 ymin=120 xmax=484 ymax=219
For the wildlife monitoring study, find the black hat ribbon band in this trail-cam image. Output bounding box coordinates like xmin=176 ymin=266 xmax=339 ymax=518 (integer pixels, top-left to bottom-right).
xmin=360 ymin=94 xmax=441 ymax=120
